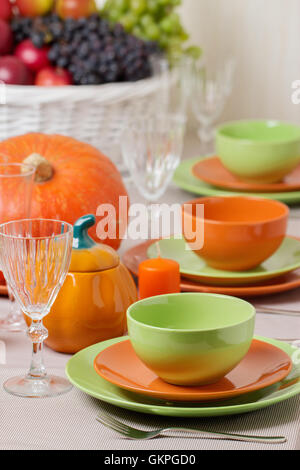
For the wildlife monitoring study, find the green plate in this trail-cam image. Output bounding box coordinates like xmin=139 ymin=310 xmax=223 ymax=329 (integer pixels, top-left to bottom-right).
xmin=147 ymin=237 xmax=300 ymax=286
xmin=173 ymin=157 xmax=300 ymax=205
xmin=65 ymin=336 xmax=300 ymax=418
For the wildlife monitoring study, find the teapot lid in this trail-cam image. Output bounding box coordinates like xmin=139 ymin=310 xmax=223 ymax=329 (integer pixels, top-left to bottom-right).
xmin=69 ymin=214 xmax=119 ymax=273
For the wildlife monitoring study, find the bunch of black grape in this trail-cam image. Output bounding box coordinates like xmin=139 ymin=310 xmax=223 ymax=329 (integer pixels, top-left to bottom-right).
xmin=11 ymin=16 xmax=33 ymax=43
xmin=11 ymin=13 xmax=161 ymax=85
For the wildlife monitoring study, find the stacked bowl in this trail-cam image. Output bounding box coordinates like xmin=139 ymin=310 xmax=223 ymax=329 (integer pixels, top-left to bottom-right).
xmin=143 ymin=195 xmax=300 ymax=297
xmin=123 ymin=194 xmax=300 ymax=297
xmin=139 ymin=119 xmax=300 ymax=297
xmin=173 ymin=120 xmax=300 ymax=206
xmin=215 ymin=120 xmax=300 ymax=186
xmin=66 ymin=292 xmax=298 ymax=418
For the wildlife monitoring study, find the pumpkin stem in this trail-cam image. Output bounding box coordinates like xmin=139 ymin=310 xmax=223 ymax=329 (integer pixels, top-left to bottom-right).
xmin=22 ymin=153 xmax=54 ymax=183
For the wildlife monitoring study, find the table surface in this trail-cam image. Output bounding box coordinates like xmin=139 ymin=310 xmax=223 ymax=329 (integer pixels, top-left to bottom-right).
xmin=1 ymin=133 xmax=300 ymax=451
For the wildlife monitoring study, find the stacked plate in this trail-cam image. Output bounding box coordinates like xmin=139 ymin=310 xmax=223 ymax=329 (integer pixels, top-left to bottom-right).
xmin=66 ymin=335 xmax=300 ymax=418
xmin=173 ymin=155 xmax=300 ymax=206
xmin=65 ymin=121 xmax=300 ymax=418
xmin=174 ymin=120 xmax=300 ymax=205
xmin=123 ymin=235 xmax=300 ymax=297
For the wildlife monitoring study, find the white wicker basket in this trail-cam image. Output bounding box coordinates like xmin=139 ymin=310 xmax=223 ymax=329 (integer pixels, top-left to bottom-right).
xmin=0 ymin=77 xmax=161 ymax=169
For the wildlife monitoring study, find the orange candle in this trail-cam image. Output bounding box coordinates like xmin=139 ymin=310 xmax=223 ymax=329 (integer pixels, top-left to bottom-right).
xmin=138 ymin=257 xmax=181 ymax=300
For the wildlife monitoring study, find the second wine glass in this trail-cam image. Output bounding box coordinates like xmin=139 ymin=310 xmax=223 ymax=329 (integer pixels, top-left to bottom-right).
xmin=121 ymin=113 xmax=186 ymax=240
xmin=192 ymin=58 xmax=236 ymax=147
xmin=122 ymin=114 xmax=186 ymax=202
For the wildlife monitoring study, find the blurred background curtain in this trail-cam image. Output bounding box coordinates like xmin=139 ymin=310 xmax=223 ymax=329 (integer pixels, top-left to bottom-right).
xmin=179 ymin=0 xmax=300 ymax=123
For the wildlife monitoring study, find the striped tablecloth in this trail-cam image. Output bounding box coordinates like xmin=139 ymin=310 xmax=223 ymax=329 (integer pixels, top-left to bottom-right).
xmin=0 ymin=307 xmax=299 ymax=451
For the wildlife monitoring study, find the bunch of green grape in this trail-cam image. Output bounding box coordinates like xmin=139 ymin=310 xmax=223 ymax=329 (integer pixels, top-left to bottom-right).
xmin=102 ymin=0 xmax=200 ymax=58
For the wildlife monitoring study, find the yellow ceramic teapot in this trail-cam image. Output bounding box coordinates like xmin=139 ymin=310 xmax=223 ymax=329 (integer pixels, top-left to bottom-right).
xmin=39 ymin=215 xmax=138 ymax=354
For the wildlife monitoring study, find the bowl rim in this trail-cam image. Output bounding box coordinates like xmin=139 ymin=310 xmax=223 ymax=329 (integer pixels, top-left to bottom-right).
xmin=216 ymin=119 xmax=300 ymax=145
xmin=127 ymin=293 xmax=256 ymax=333
xmin=182 ymin=196 xmax=289 ymax=226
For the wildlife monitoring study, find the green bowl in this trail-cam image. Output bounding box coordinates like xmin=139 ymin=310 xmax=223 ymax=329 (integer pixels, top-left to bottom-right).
xmin=127 ymin=293 xmax=256 ymax=386
xmin=216 ymin=120 xmax=300 ymax=183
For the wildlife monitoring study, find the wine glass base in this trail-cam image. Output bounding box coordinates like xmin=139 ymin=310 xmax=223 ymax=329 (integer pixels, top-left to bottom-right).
xmin=0 ymin=318 xmax=25 ymax=333
xmin=197 ymin=127 xmax=216 ymax=145
xmin=3 ymin=375 xmax=73 ymax=398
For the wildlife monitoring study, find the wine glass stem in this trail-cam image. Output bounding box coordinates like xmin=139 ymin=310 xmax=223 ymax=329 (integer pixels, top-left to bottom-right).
xmin=26 ymin=319 xmax=48 ymax=379
xmin=198 ymin=123 xmax=215 ymax=144
xmin=147 ymin=204 xmax=161 ymax=240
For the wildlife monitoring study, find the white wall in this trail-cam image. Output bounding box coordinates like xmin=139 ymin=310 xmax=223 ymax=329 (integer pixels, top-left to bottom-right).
xmin=180 ymin=0 xmax=300 ymax=123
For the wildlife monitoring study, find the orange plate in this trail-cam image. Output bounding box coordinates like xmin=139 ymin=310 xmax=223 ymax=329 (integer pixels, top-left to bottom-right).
xmin=94 ymin=339 xmax=292 ymax=402
xmin=122 ymin=240 xmax=300 ymax=297
xmin=192 ymin=156 xmax=300 ymax=193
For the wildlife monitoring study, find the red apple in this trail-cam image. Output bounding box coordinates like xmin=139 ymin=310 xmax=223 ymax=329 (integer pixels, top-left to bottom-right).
xmin=15 ymin=39 xmax=50 ymax=73
xmin=24 ymin=67 xmax=34 ymax=85
xmin=35 ymin=66 xmax=73 ymax=86
xmin=0 ymin=19 xmax=13 ymax=55
xmin=15 ymin=0 xmax=54 ymax=17
xmin=56 ymin=0 xmax=97 ymax=19
xmin=0 ymin=0 xmax=13 ymax=22
xmin=0 ymin=56 xmax=30 ymax=85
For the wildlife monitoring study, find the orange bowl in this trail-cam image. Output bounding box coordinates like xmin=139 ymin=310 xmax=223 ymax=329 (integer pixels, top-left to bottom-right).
xmin=182 ymin=197 xmax=289 ymax=271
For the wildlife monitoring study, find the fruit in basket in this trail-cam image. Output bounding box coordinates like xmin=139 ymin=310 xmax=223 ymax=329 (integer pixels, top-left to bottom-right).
xmin=56 ymin=0 xmax=97 ymax=19
xmin=0 ymin=19 xmax=13 ymax=55
xmin=0 ymin=0 xmax=13 ymax=22
xmin=10 ymin=13 xmax=159 ymax=85
xmin=15 ymin=39 xmax=50 ymax=72
xmin=35 ymin=66 xmax=73 ymax=85
xmin=15 ymin=0 xmax=54 ymax=17
xmin=10 ymin=16 xmax=33 ymax=44
xmin=23 ymin=66 xmax=34 ymax=84
xmin=102 ymin=0 xmax=198 ymax=58
xmin=130 ymin=0 xmax=147 ymax=16
xmin=0 ymin=56 xmax=31 ymax=84
xmin=9 ymin=13 xmax=161 ymax=86
xmin=46 ymin=14 xmax=158 ymax=84
xmin=0 ymin=133 xmax=128 ymax=250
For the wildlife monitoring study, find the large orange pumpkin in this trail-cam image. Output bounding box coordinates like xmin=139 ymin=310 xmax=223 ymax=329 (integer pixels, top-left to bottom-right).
xmin=0 ymin=133 xmax=128 ymax=250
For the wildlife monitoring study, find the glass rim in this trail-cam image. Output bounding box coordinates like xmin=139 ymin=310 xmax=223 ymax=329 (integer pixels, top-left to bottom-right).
xmin=0 ymin=218 xmax=73 ymax=240
xmin=0 ymin=163 xmax=36 ymax=178
xmin=123 ymin=113 xmax=187 ymax=132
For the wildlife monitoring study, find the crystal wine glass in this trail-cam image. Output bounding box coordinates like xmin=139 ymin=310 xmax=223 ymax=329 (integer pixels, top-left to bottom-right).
xmin=0 ymin=163 xmax=35 ymax=332
xmin=122 ymin=113 xmax=186 ymax=201
xmin=150 ymin=53 xmax=195 ymax=117
xmin=192 ymin=58 xmax=236 ymax=147
xmin=121 ymin=114 xmax=186 ymax=239
xmin=0 ymin=218 xmax=73 ymax=398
